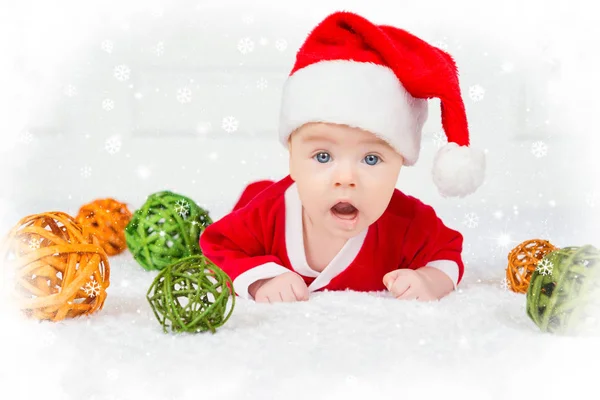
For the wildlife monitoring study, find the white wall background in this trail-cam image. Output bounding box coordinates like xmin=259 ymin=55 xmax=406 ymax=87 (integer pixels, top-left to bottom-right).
xmin=1 ymin=0 xmax=598 ymax=257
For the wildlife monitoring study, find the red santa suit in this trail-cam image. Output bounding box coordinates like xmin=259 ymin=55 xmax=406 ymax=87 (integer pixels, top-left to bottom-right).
xmin=199 ymin=175 xmax=464 ymax=300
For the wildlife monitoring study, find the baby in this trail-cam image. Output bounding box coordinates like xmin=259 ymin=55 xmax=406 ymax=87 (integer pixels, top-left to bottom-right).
xmin=199 ymin=11 xmax=485 ymax=303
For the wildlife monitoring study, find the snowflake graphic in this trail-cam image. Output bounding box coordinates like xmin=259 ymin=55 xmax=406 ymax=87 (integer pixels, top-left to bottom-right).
xmin=156 ymin=41 xmax=165 ymax=56
xmin=242 ymin=14 xmax=254 ymax=24
xmin=581 ymin=259 xmax=590 ymax=267
xmin=256 ymin=77 xmax=268 ymax=90
xmin=531 ymin=141 xmax=548 ymax=158
xmin=64 ymin=85 xmax=77 ymax=97
xmin=432 ymin=131 xmax=448 ymax=148
xmin=500 ymin=277 xmax=510 ymax=291
xmin=275 ymin=38 xmax=288 ymax=52
xmin=468 ymin=85 xmax=485 ymax=102
xmin=80 ymin=166 xmax=92 ymax=178
xmin=105 ymin=136 xmax=122 ymax=155
xmin=222 ymin=116 xmax=239 ymax=133
xmin=174 ymin=200 xmax=190 ymax=217
xmin=102 ymin=99 xmax=114 ymax=111
xmin=101 ymin=40 xmax=113 ymax=54
xmin=259 ymin=37 xmax=269 ymax=46
xmin=176 ymin=87 xmax=192 ymax=103
xmin=28 ymin=238 xmax=42 ymax=250
xmin=536 ymin=258 xmax=553 ymax=276
xmin=433 ymin=40 xmax=449 ymax=50
xmin=20 ymin=130 xmax=34 ymax=144
xmin=237 ymin=37 xmax=255 ymax=54
xmin=462 ymin=212 xmax=479 ymax=228
xmin=114 ymin=65 xmax=131 ymax=81
xmin=83 ymin=279 xmax=102 ymax=298
xmin=196 ymin=121 xmax=212 ymax=137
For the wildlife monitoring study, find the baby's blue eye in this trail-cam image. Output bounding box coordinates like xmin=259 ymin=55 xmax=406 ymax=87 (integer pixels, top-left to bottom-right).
xmin=314 ymin=152 xmax=331 ymax=163
xmin=364 ymin=155 xmax=380 ymax=166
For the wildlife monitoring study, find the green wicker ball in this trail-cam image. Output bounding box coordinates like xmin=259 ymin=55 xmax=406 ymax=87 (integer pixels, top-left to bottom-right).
xmin=147 ymin=255 xmax=235 ymax=333
xmin=125 ymin=191 xmax=212 ymax=271
xmin=526 ymin=245 xmax=600 ymax=335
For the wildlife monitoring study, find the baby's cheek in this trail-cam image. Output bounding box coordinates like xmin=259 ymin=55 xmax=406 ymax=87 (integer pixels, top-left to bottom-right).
xmin=358 ymin=213 xmax=376 ymax=232
xmin=303 ymin=190 xmax=329 ymax=213
xmin=361 ymin=201 xmax=387 ymax=225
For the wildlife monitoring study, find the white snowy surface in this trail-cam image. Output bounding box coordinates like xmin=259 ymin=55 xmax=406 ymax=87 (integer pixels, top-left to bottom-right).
xmin=1 ymin=247 xmax=600 ymax=400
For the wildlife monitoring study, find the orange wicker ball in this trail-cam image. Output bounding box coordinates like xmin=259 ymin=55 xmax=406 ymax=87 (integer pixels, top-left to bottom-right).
xmin=75 ymin=198 xmax=132 ymax=256
xmin=506 ymin=239 xmax=557 ymax=293
xmin=0 ymin=211 xmax=110 ymax=321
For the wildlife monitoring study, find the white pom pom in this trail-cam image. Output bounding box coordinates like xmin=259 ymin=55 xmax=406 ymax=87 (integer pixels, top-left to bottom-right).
xmin=432 ymin=142 xmax=485 ymax=198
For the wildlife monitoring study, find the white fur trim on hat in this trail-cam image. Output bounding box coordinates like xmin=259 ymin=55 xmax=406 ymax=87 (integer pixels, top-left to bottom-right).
xmin=432 ymin=142 xmax=485 ymax=198
xmin=279 ymin=60 xmax=428 ymax=166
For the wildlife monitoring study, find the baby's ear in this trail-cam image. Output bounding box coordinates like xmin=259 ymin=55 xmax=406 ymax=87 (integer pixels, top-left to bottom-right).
xmin=289 ymin=153 xmax=296 ymax=181
xmin=287 ymin=129 xmax=297 ymax=148
xmin=287 ymin=130 xmax=299 ymax=180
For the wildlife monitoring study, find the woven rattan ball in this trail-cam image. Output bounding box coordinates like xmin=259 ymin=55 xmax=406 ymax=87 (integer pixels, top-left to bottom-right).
xmin=527 ymin=245 xmax=600 ymax=335
xmin=506 ymin=239 xmax=557 ymax=293
xmin=75 ymin=198 xmax=132 ymax=256
xmin=125 ymin=191 xmax=212 ymax=271
xmin=0 ymin=211 xmax=110 ymax=321
xmin=146 ymin=255 xmax=234 ymax=333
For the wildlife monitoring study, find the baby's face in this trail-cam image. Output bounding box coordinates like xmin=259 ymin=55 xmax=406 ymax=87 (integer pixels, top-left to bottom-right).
xmin=289 ymin=122 xmax=404 ymax=240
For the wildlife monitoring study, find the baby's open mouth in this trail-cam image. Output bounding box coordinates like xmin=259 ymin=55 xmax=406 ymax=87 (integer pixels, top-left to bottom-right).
xmin=331 ymin=202 xmax=358 ymax=220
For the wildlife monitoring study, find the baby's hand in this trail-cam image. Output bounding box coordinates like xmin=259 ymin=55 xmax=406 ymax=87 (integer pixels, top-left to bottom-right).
xmin=382 ymin=267 xmax=454 ymax=301
xmin=249 ymin=271 xmax=309 ymax=303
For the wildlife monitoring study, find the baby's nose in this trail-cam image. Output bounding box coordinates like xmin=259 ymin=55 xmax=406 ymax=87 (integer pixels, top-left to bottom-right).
xmin=333 ymin=163 xmax=357 ymax=187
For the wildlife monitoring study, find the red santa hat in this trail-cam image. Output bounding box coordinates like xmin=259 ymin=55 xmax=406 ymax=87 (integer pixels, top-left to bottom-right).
xmin=278 ymin=11 xmax=485 ymax=198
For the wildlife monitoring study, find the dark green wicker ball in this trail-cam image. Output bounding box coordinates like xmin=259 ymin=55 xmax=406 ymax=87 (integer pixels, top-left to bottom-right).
xmin=125 ymin=191 xmax=212 ymax=271
xmin=147 ymin=255 xmax=235 ymax=333
xmin=526 ymin=245 xmax=600 ymax=335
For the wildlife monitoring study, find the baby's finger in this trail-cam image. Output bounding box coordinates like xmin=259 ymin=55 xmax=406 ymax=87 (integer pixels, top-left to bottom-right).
xmin=254 ymin=292 xmax=268 ymax=303
xmin=389 ymin=278 xmax=411 ymax=297
xmin=280 ymin=286 xmax=299 ymax=302
xmin=383 ymin=270 xmax=401 ymax=289
xmin=395 ymin=287 xmax=419 ymax=300
xmin=290 ymin=282 xmax=309 ymax=301
xmin=265 ymin=291 xmax=282 ymax=303
xmin=383 ymin=269 xmax=415 ymax=290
